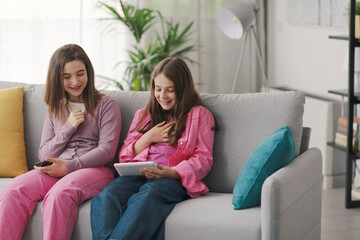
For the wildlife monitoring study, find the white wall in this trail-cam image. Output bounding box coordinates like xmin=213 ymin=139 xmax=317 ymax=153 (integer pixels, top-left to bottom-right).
xmin=267 ymin=0 xmax=353 ymax=189
xmin=267 ymin=0 xmax=349 ymax=100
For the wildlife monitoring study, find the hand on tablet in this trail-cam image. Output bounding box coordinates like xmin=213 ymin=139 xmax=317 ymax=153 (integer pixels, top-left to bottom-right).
xmin=140 ymin=165 xmax=180 ymax=180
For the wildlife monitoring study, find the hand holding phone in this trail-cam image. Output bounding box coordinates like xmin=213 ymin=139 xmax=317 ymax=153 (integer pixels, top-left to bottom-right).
xmin=34 ymin=158 xmax=67 ymax=177
xmin=34 ymin=161 xmax=53 ymax=167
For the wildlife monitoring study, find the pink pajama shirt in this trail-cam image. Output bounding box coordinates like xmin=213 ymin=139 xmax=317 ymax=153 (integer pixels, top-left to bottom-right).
xmin=119 ymin=106 xmax=215 ymax=198
xmin=0 ymin=96 xmax=121 ymax=240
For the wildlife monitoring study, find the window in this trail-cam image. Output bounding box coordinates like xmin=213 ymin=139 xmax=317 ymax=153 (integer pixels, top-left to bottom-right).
xmin=0 ymin=0 xmax=128 ymax=90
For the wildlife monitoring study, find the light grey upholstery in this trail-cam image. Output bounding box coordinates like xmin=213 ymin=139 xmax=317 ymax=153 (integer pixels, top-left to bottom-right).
xmin=300 ymin=127 xmax=312 ymax=155
xmin=0 ymin=81 xmax=322 ymax=240
xmin=261 ymin=148 xmax=322 ymax=240
xmin=165 ymin=193 xmax=261 ymax=240
xmin=201 ymin=92 xmax=305 ymax=193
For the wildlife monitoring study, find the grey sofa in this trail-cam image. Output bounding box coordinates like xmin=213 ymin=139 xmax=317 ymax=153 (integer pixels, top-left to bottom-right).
xmin=0 ymin=81 xmax=322 ymax=240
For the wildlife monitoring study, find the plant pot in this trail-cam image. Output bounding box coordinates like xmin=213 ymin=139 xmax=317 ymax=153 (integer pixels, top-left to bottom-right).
xmin=346 ymin=15 xmax=360 ymax=39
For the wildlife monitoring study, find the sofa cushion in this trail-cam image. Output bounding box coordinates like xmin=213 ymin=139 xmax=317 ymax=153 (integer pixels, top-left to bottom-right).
xmin=202 ymin=91 xmax=304 ymax=193
xmin=0 ymin=82 xmax=47 ymax=170
xmin=232 ymin=126 xmax=295 ymax=209
xmin=0 ymin=86 xmax=28 ymax=177
xmin=0 ymin=82 xmax=305 ymax=194
xmin=105 ymin=90 xmax=149 ymax=152
xmin=165 ymin=193 xmax=261 ymax=240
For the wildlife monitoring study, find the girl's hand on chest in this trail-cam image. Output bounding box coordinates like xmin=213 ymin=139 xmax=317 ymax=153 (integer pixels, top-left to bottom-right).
xmin=145 ymin=121 xmax=175 ymax=143
xmin=68 ymin=109 xmax=85 ymax=129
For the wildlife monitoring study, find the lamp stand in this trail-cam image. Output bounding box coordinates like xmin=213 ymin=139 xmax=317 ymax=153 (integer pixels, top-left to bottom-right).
xmin=231 ymin=25 xmax=268 ymax=93
xmin=232 ymin=29 xmax=250 ymax=93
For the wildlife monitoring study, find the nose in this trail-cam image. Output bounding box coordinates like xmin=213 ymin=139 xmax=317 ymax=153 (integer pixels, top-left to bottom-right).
xmin=160 ymin=90 xmax=167 ymax=99
xmin=70 ymin=76 xmax=80 ymax=86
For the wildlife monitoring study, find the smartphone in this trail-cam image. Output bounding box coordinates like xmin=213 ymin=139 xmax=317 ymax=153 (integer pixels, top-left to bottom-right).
xmin=34 ymin=161 xmax=53 ymax=167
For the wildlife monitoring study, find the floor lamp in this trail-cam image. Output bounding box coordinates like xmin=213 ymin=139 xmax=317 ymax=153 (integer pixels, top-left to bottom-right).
xmin=217 ymin=2 xmax=268 ymax=93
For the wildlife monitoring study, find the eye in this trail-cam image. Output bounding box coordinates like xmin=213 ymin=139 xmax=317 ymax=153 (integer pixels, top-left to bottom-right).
xmin=77 ymin=73 xmax=85 ymax=77
xmin=63 ymin=75 xmax=70 ymax=80
xmin=168 ymin=89 xmax=175 ymax=93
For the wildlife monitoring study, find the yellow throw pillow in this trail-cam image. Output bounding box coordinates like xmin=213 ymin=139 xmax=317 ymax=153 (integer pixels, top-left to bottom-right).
xmin=0 ymin=86 xmax=28 ymax=177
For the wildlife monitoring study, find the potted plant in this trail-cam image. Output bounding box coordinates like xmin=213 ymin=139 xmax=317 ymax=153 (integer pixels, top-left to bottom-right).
xmin=98 ymin=0 xmax=196 ymax=91
xmin=345 ymin=1 xmax=360 ymax=39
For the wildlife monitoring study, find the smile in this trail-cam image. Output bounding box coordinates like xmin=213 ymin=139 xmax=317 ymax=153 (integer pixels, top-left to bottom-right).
xmin=161 ymin=100 xmax=172 ymax=105
xmin=70 ymin=86 xmax=82 ymax=91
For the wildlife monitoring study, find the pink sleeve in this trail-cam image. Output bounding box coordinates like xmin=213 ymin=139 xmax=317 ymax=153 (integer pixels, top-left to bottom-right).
xmin=172 ymin=108 xmax=215 ymax=198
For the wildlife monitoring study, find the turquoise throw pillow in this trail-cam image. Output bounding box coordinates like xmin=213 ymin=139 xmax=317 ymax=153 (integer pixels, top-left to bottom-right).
xmin=232 ymin=126 xmax=295 ymax=210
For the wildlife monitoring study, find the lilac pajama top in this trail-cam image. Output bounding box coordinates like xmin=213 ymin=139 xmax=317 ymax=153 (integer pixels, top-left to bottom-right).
xmin=38 ymin=96 xmax=121 ymax=174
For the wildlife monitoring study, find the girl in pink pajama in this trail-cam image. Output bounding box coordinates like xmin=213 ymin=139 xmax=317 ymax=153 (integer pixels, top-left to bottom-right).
xmin=0 ymin=44 xmax=121 ymax=240
xmin=91 ymin=57 xmax=217 ymax=240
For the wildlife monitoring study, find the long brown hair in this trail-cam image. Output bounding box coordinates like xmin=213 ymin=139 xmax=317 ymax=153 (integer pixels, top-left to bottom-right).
xmin=133 ymin=57 xmax=206 ymax=145
xmin=44 ymin=44 xmax=103 ymax=121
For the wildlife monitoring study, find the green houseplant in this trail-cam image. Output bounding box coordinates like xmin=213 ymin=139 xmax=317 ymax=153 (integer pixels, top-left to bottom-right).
xmin=99 ymin=0 xmax=196 ymax=91
xmin=345 ymin=1 xmax=360 ymax=39
xmin=345 ymin=1 xmax=360 ymax=15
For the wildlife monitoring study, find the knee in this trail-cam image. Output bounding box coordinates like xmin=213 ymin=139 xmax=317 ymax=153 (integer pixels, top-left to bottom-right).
xmin=43 ymin=188 xmax=76 ymax=206
xmin=140 ymin=179 xmax=185 ymax=203
xmin=90 ymin=187 xmax=124 ymax=219
xmin=137 ymin=185 xmax=164 ymax=204
xmin=0 ymin=184 xmax=38 ymax=213
xmin=92 ymin=187 xmax=115 ymax=207
xmin=144 ymin=187 xmax=162 ymax=200
xmin=1 ymin=179 xmax=34 ymax=201
xmin=1 ymin=185 xmax=22 ymax=201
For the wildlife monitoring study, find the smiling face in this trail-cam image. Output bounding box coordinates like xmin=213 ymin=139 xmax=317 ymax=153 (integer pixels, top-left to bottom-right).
xmin=154 ymin=73 xmax=177 ymax=111
xmin=63 ymin=60 xmax=88 ymax=103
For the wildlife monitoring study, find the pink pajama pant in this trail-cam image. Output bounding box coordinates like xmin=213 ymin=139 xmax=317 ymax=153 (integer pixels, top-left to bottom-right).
xmin=0 ymin=167 xmax=114 ymax=240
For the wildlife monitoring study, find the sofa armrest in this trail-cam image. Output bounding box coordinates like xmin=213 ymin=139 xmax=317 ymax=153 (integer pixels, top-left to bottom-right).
xmin=261 ymin=147 xmax=322 ymax=240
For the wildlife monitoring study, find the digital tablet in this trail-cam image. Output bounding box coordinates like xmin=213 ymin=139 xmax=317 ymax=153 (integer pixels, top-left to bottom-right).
xmin=114 ymin=161 xmax=157 ymax=176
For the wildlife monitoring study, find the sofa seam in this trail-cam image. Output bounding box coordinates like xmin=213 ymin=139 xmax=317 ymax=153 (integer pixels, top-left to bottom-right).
xmin=269 ymin=177 xmax=322 ymax=239
xmin=300 ymin=221 xmax=321 ymax=240
xmin=271 ymin=176 xmax=322 ymax=220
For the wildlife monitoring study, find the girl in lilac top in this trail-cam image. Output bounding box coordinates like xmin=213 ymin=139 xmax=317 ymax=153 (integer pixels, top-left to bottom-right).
xmin=91 ymin=57 xmax=217 ymax=240
xmin=0 ymin=44 xmax=121 ymax=240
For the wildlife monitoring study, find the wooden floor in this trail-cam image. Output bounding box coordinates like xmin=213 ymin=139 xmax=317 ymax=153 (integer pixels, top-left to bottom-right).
xmin=322 ymin=188 xmax=360 ymax=240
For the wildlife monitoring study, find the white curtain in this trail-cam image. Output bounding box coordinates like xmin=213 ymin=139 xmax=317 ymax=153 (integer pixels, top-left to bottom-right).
xmin=0 ymin=0 xmax=128 ymax=90
xmin=0 ymin=0 xmax=266 ymax=93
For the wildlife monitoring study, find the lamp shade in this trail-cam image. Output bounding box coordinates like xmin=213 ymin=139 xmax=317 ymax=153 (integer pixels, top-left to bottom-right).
xmin=217 ymin=2 xmax=256 ymax=40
